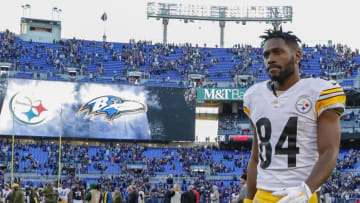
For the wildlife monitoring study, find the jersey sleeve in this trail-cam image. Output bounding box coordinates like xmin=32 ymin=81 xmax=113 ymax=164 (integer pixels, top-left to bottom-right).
xmin=243 ymin=88 xmax=252 ymax=118
xmin=315 ymin=79 xmax=346 ymax=118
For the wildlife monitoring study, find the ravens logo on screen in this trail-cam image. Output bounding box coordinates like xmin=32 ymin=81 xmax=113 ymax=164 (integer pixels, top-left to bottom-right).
xmin=78 ymin=96 xmax=147 ymax=121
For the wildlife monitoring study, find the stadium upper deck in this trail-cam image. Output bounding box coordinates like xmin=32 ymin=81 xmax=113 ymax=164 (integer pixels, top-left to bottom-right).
xmin=0 ymin=30 xmax=358 ymax=88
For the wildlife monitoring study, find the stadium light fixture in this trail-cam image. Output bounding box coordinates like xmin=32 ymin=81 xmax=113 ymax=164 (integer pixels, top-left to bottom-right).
xmin=26 ymin=4 xmax=31 ymax=17
xmin=52 ymin=7 xmax=57 ymax=20
xmin=21 ymin=5 xmax=25 ymax=17
xmin=21 ymin=4 xmax=31 ymax=18
xmin=147 ymin=2 xmax=292 ymax=47
xmin=52 ymin=7 xmax=62 ymax=21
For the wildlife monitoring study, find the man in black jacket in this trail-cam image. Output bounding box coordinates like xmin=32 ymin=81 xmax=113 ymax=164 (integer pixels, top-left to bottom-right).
xmin=164 ymin=188 xmax=174 ymax=203
xmin=181 ymin=185 xmax=196 ymax=203
xmin=126 ymin=185 xmax=138 ymax=203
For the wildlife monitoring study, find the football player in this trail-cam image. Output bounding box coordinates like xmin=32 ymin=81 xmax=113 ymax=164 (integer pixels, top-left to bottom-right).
xmin=243 ymin=27 xmax=345 ymax=203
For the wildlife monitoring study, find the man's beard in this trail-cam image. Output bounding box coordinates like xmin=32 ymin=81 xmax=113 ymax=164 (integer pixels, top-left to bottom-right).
xmin=268 ymin=56 xmax=296 ymax=85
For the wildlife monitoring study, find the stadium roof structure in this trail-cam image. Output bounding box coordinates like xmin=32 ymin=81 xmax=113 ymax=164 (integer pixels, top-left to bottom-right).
xmin=20 ymin=17 xmax=61 ymax=25
xmin=147 ymin=2 xmax=292 ymax=47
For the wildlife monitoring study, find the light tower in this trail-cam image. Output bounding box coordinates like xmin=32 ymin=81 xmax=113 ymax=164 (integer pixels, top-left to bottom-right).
xmin=21 ymin=4 xmax=31 ymax=18
xmin=52 ymin=7 xmax=62 ymax=21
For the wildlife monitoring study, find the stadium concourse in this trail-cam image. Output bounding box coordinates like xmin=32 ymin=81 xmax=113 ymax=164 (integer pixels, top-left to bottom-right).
xmin=0 ymin=29 xmax=359 ymax=203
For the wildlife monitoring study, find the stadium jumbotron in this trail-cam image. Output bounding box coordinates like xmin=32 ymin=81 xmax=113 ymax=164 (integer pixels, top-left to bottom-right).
xmin=0 ymin=1 xmax=359 ymax=202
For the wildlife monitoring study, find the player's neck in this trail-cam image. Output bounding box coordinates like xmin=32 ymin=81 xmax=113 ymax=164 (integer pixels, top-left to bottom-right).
xmin=274 ymin=73 xmax=300 ymax=91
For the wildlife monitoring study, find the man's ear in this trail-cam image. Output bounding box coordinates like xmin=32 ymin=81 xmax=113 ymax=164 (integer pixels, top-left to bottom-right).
xmin=295 ymin=49 xmax=302 ymax=64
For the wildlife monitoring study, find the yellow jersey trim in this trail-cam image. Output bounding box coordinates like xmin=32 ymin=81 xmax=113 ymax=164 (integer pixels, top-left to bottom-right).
xmin=315 ymin=95 xmax=346 ymax=117
xmin=244 ymin=106 xmax=250 ymax=116
xmin=254 ymin=189 xmax=319 ymax=203
xmin=320 ymin=87 xmax=343 ymax=96
xmin=244 ymin=199 xmax=253 ymax=203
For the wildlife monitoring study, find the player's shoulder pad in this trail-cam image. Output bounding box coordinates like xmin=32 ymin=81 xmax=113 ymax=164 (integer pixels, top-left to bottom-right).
xmin=311 ymin=77 xmax=346 ymax=117
xmin=317 ymin=77 xmax=343 ymax=92
xmin=304 ymin=77 xmax=342 ymax=93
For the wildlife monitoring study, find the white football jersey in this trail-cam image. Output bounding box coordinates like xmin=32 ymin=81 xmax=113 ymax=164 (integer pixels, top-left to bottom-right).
xmin=58 ymin=187 xmax=70 ymax=201
xmin=243 ymin=78 xmax=345 ymax=191
xmin=2 ymin=189 xmax=12 ymax=201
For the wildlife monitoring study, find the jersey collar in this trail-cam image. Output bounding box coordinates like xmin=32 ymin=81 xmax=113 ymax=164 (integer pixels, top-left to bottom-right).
xmin=266 ymin=79 xmax=303 ymax=98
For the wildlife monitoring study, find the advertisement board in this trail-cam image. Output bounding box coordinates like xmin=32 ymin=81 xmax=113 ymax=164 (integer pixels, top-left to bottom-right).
xmin=196 ymin=88 xmax=247 ymax=101
xmin=0 ymin=79 xmax=195 ymax=141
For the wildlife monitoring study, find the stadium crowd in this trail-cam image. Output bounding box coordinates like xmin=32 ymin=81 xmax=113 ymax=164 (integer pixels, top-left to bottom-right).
xmin=321 ymin=149 xmax=360 ymax=201
xmin=1 ymin=30 xmax=359 ymax=88
xmin=341 ymin=110 xmax=360 ymax=127
xmin=0 ymin=180 xmax=248 ymax=203
xmin=218 ymin=114 xmax=251 ymax=135
xmin=0 ymin=140 xmax=251 ymax=176
xmin=217 ymin=108 xmax=360 ymax=136
xmin=0 ymin=139 xmax=359 ymax=202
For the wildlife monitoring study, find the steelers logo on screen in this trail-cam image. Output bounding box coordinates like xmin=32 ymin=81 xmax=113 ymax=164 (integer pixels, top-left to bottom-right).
xmin=9 ymin=92 xmax=48 ymax=125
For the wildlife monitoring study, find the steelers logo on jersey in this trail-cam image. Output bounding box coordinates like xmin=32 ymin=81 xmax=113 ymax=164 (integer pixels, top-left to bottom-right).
xmin=295 ymin=96 xmax=312 ymax=114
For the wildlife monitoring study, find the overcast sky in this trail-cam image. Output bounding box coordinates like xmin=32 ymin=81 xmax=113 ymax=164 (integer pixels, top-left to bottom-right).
xmin=0 ymin=0 xmax=359 ymax=49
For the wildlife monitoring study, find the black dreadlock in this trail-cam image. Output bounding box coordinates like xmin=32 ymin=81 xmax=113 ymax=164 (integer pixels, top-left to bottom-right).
xmin=260 ymin=26 xmax=302 ymax=50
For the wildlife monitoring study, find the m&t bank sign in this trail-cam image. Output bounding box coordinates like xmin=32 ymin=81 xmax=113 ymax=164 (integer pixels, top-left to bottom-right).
xmin=196 ymin=88 xmax=247 ymax=101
